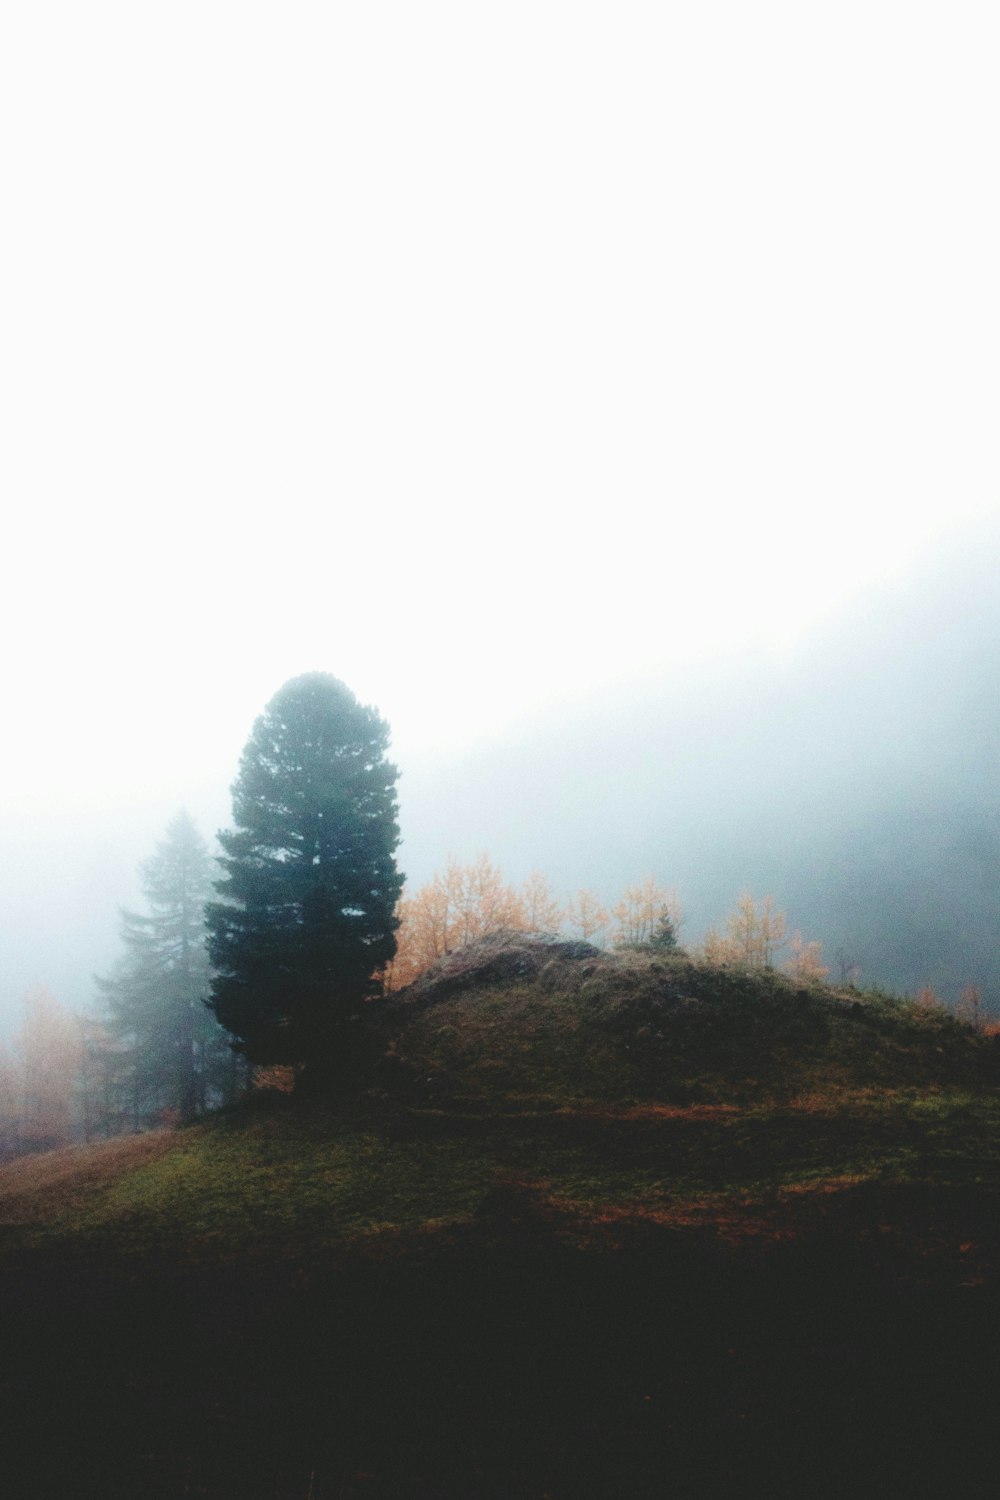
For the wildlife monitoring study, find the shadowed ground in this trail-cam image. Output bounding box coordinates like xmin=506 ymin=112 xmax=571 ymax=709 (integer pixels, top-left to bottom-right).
xmin=3 ymin=939 xmax=999 ymax=1497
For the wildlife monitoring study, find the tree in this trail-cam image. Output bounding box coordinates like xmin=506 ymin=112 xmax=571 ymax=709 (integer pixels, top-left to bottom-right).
xmin=611 ymin=876 xmax=683 ymax=949
xmin=785 ymin=932 xmax=829 ymax=982
xmin=957 ymin=984 xmax=985 ymax=1032
xmin=97 ymin=811 xmax=230 ymax=1120
xmin=703 ymin=892 xmax=788 ymax=968
xmin=835 ymin=949 xmax=861 ymax=988
xmin=14 ymin=986 xmax=82 ymax=1152
xmin=0 ymin=1043 xmax=22 ymax=1160
xmin=649 ymin=909 xmax=681 ymax=952
xmin=565 ymin=888 xmax=609 ymax=945
xmin=76 ymin=1016 xmax=128 ymax=1141
xmin=207 ymin=673 xmax=403 ymax=1077
xmin=385 ymin=854 xmax=535 ymax=992
xmin=386 ymin=880 xmax=452 ymax=991
xmin=520 ymin=870 xmax=563 ymax=933
xmin=450 ymin=853 xmax=526 ymax=947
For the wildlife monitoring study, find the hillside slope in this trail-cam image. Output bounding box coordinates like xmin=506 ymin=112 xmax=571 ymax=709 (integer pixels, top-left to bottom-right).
xmin=380 ymin=932 xmax=997 ymax=1109
xmin=2 ymin=938 xmax=999 ymax=1498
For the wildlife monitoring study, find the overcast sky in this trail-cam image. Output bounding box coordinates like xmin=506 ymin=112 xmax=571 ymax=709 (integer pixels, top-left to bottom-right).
xmin=1 ymin=4 xmax=998 ymax=1019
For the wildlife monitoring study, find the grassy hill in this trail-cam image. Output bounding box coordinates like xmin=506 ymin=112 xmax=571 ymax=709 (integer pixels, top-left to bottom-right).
xmin=3 ymin=936 xmax=1000 ymax=1498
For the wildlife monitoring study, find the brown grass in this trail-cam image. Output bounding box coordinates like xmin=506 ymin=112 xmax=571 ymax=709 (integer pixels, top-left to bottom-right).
xmin=0 ymin=1131 xmax=179 ymax=1226
xmin=560 ymin=1101 xmax=741 ymax=1121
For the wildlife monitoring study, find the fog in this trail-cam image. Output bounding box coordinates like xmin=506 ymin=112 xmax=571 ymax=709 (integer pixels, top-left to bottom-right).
xmin=1 ymin=519 xmax=996 ymax=1033
xmin=400 ymin=520 xmax=1000 ymax=1007
xmin=3 ymin=7 xmax=999 ymax=1030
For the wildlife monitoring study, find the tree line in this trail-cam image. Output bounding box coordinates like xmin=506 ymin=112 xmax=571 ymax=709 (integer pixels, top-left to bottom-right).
xmin=386 ymin=862 xmax=836 ymax=987
xmin=2 ymin=670 xmax=991 ymax=1159
xmin=0 ymin=813 xmax=244 ymax=1159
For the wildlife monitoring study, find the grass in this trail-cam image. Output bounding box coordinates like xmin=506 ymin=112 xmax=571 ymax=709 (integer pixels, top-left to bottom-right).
xmin=4 ymin=1083 xmax=999 ymax=1271
xmin=383 ymin=950 xmax=996 ymax=1109
xmin=0 ymin=1110 xmax=498 ymax=1260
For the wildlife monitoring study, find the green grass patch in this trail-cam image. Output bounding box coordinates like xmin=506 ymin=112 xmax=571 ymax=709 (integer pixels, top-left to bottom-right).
xmin=8 ymin=1085 xmax=997 ymax=1264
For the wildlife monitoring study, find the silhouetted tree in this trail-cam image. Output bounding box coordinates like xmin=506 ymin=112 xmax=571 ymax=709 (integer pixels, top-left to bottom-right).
xmin=207 ymin=674 xmax=403 ymax=1079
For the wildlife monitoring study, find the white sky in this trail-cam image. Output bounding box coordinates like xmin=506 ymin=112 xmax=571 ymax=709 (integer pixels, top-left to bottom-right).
xmin=2 ymin=2 xmax=999 ymax=826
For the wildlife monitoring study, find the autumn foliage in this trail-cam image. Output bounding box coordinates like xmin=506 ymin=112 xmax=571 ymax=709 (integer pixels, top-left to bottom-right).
xmin=786 ymin=932 xmax=830 ymax=982
xmin=385 ymin=860 xmax=845 ymax=994
xmin=0 ymin=988 xmax=145 ymax=1160
xmin=385 ymin=856 xmax=561 ymax=991
xmin=610 ymin=876 xmax=682 ymax=949
xmin=0 ymin=987 xmax=83 ymax=1158
xmin=564 ymin=888 xmax=610 ymax=944
xmin=5 ymin=856 xmax=990 ymax=1151
xmin=702 ymin=892 xmax=789 ymax=969
xmin=386 ymin=859 xmax=688 ymax=991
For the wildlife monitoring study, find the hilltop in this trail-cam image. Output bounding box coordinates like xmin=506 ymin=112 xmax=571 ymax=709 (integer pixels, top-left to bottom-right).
xmin=379 ymin=930 xmax=997 ymax=1108
xmin=2 ymin=937 xmax=1000 ymax=1498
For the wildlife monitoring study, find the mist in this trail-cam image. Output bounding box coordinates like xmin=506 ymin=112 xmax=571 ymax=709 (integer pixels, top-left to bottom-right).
xmin=3 ymin=519 xmax=995 ymax=1034
xmin=399 ymin=519 xmax=1000 ymax=1008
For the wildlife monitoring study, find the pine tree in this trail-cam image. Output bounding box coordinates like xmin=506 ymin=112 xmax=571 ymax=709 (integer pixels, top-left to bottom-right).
xmin=97 ymin=811 xmax=230 ymax=1120
xmin=206 ymin=673 xmax=403 ymax=1079
xmin=649 ymin=910 xmax=681 ymax=951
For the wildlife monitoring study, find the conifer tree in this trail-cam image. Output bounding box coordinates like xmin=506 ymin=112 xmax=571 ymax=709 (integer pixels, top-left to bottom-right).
xmin=207 ymin=673 xmax=403 ymax=1079
xmin=97 ymin=811 xmax=229 ymax=1119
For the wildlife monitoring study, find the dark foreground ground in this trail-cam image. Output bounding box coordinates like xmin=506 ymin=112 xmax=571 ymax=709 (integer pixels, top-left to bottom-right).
xmin=4 ymin=1200 xmax=1000 ymax=1500
xmin=5 ymin=948 xmax=1000 ymax=1497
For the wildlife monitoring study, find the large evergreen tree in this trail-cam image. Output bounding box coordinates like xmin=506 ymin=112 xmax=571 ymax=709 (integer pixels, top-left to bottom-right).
xmin=206 ymin=673 xmax=403 ymax=1078
xmin=97 ymin=811 xmax=232 ymax=1120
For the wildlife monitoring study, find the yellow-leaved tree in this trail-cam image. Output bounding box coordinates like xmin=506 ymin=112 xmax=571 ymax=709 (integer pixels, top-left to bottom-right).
xmin=451 ymin=853 xmax=527 ymax=948
xmin=565 ymin=888 xmax=610 ymax=945
xmin=392 ymin=876 xmax=454 ymax=984
xmin=611 ymin=876 xmax=683 ymax=950
xmin=785 ymin=932 xmax=829 ymax=982
xmin=520 ymin=870 xmax=564 ymax=933
xmin=14 ymin=986 xmax=83 ymax=1152
xmin=386 ymin=854 xmax=537 ymax=992
xmin=702 ymin=893 xmax=788 ymax=968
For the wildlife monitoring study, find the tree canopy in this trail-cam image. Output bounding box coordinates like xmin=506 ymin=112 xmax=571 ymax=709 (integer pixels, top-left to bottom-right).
xmin=207 ymin=673 xmax=403 ymax=1077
